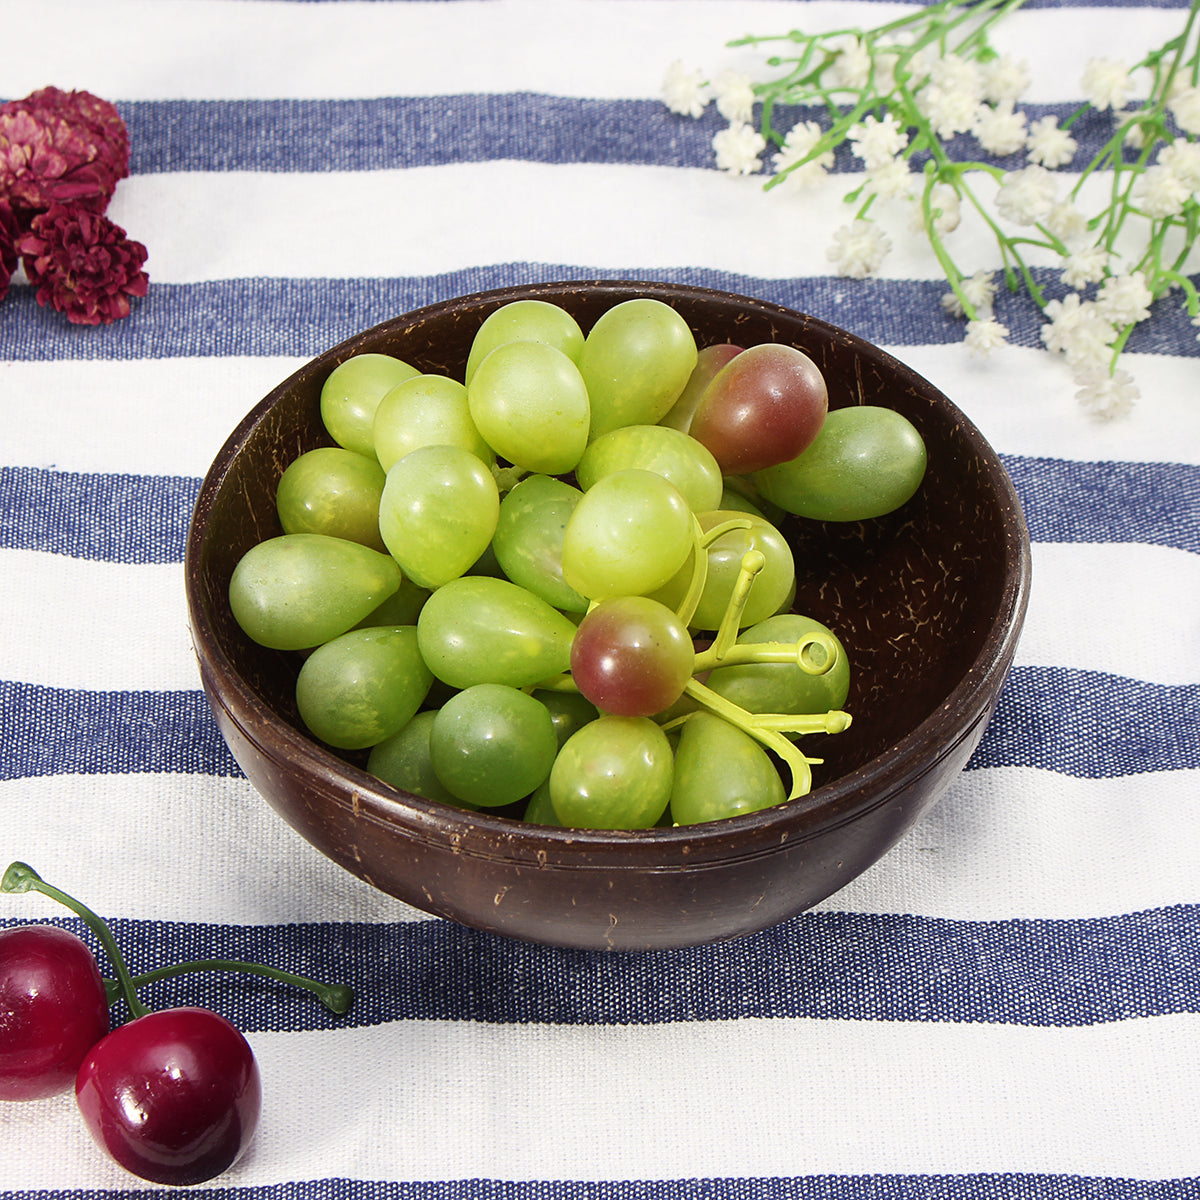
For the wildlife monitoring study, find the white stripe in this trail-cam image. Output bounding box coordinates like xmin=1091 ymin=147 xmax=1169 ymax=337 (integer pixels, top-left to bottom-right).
xmin=2 ymin=765 xmax=1197 ymax=928
xmin=6 ymin=0 xmax=1183 ymax=104
xmin=8 ymin=1013 xmax=1198 ymax=1188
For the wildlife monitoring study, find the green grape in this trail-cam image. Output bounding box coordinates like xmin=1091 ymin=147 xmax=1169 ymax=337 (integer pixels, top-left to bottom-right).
xmin=659 ymin=343 xmax=744 ymax=434
xmin=560 ymin=469 xmax=693 ymax=601
xmin=467 ymin=341 xmax=590 ymax=474
xmin=754 ymin=405 xmax=927 ymax=522
xmin=531 ymin=688 xmax=599 ymax=750
xmin=372 ymin=373 xmax=494 ymax=473
xmin=294 ymin=625 xmax=432 ymax=750
xmin=228 ymin=532 xmax=401 ymax=650
xmin=464 ymin=299 xmax=585 ymax=384
xmin=575 ymin=423 xmax=723 ymax=514
xmin=491 ymin=474 xmax=589 ymax=613
xmin=521 ymin=779 xmax=562 ymax=825
xmin=378 ymin=444 xmax=499 ymax=589
xmin=668 ymin=712 xmax=785 ymax=825
xmin=416 ymin=575 xmax=577 ymax=689
xmin=275 ymin=446 xmax=387 ymax=551
xmin=549 ymin=714 xmax=674 ymax=829
xmin=704 ymin=613 xmax=850 ymax=723
xmin=354 ymin=574 xmax=431 ymax=628
xmin=320 ymin=352 xmax=420 ymax=458
xmin=578 ymin=298 xmax=698 ymax=438
xmin=366 ymin=711 xmax=473 ymax=808
xmin=430 ymin=683 xmax=558 ymax=807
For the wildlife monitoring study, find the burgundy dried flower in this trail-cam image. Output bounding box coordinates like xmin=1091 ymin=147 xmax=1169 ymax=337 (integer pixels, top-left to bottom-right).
xmin=0 ymin=87 xmax=131 ymax=225
xmin=0 ymin=198 xmax=18 ymax=302
xmin=17 ymin=203 xmax=148 ymax=325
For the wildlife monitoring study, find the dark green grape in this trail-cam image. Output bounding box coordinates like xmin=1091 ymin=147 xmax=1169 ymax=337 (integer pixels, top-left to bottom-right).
xmin=521 ymin=779 xmax=563 ymax=825
xmin=668 ymin=712 xmax=785 ymax=825
xmin=366 ymin=711 xmax=474 ymax=809
xmin=531 ymin=688 xmax=600 ymax=749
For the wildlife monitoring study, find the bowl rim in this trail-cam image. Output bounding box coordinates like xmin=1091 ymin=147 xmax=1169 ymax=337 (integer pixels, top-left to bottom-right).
xmin=185 ymin=278 xmax=1032 ymax=872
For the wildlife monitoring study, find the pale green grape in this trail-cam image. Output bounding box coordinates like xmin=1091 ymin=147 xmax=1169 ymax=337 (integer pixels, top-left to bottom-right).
xmin=378 ymin=444 xmax=499 ymax=589
xmin=295 ymin=625 xmax=432 ymax=750
xmin=668 ymin=712 xmax=785 ymax=825
xmin=577 ymin=298 xmax=697 ymax=438
xmin=575 ymin=423 xmax=723 ymax=514
xmin=464 ymin=299 xmax=585 ymax=384
xmin=367 ymin=711 xmax=472 ymax=808
xmin=416 ymin=575 xmax=577 ymax=689
xmin=467 ymin=341 xmax=590 ymax=474
xmin=372 ymin=373 xmax=494 ymax=473
xmin=430 ymin=683 xmax=558 ymax=807
xmin=320 ymin=352 xmax=419 ymax=458
xmin=275 ymin=446 xmax=387 ymax=551
xmin=560 ymin=469 xmax=693 ymax=601
xmin=228 ymin=533 xmax=401 ymax=650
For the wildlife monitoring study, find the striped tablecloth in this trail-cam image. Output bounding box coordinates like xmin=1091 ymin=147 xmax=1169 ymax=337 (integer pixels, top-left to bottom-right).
xmin=3 ymin=0 xmax=1198 ymax=1194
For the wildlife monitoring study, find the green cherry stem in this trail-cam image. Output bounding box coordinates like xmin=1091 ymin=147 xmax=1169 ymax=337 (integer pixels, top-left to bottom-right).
xmin=692 ymin=630 xmax=842 ymax=676
xmin=2 ymin=861 xmax=149 ymax=1018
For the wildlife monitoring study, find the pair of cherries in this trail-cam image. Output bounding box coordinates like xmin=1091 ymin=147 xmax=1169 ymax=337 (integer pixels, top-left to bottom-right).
xmin=0 ymin=862 xmax=352 ymax=1186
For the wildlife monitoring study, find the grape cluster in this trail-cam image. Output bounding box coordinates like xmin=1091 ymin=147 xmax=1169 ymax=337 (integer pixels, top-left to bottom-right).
xmin=228 ymin=297 xmax=927 ymax=830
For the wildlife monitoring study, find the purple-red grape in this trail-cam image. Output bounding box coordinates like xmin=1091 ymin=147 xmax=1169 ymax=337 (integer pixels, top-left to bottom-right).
xmin=75 ymin=1006 xmax=262 ymax=1186
xmin=0 ymin=924 xmax=110 ymax=1101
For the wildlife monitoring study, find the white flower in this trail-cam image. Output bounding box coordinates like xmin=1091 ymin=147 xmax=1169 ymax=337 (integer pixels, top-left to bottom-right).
xmin=712 ymin=69 xmax=756 ymax=124
xmin=712 ymin=122 xmax=767 ymax=175
xmin=867 ymin=157 xmax=915 ymax=200
xmin=965 ymin=317 xmax=1010 ymax=355
xmin=662 ymin=60 xmax=708 ymax=118
xmin=1041 ymin=292 xmax=1119 ymax=364
xmin=1133 ymin=163 xmax=1191 ymax=218
xmin=943 ymin=268 xmax=998 ymax=319
xmin=847 ymin=112 xmax=909 ymax=168
xmin=827 ymin=219 xmax=892 ymax=279
xmin=913 ymin=182 xmax=962 ymax=235
xmin=826 ymin=35 xmax=872 ymax=91
xmin=1159 ymin=139 xmax=1200 ymax=191
xmin=974 ymin=100 xmax=1028 ymax=156
xmin=917 ymin=85 xmax=980 ymax=139
xmin=1045 ymin=201 xmax=1089 ymax=244
xmin=1081 ymin=57 xmax=1134 ymax=111
xmin=995 ymin=164 xmax=1058 ymax=225
xmin=1026 ymin=115 xmax=1077 ymax=168
xmin=1096 ymin=270 xmax=1153 ymax=326
xmin=1061 ymin=247 xmax=1109 ymax=289
xmin=1073 ymin=363 xmax=1138 ymax=420
xmin=929 ymin=53 xmax=985 ymax=100
xmin=773 ymin=119 xmax=834 ymax=189
xmin=1169 ymin=84 xmax=1200 ymax=135
xmin=982 ymin=55 xmax=1031 ymax=104
xmin=1117 ymin=106 xmax=1151 ymax=150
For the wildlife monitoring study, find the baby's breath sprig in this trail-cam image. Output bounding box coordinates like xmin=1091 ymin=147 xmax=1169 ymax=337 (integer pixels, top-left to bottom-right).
xmin=662 ymin=0 xmax=1200 ymax=420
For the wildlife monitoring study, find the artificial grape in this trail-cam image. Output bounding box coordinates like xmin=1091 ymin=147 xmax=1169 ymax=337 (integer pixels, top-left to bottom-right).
xmin=659 ymin=342 xmax=744 ymax=433
xmin=754 ymin=405 xmax=927 ymax=521
xmin=467 ymin=341 xmax=591 ymax=474
xmin=549 ymin=715 xmax=674 ymax=829
xmin=320 ymin=352 xmax=420 ymax=458
xmin=688 ymin=342 xmax=829 ymax=474
xmin=531 ymin=688 xmax=599 ymax=749
xmin=705 ymin=613 xmax=850 ymax=722
xmin=668 ymin=712 xmax=786 ymax=825
xmin=275 ymin=446 xmax=387 ymax=551
xmin=372 ymin=373 xmax=494 ymax=473
xmin=228 ymin=533 xmax=401 ymax=651
xmin=464 ymin=298 xmax=585 ymax=384
xmin=521 ymin=779 xmax=562 ymax=825
xmin=0 ymin=925 xmax=109 ymax=1101
xmin=430 ymin=684 xmax=558 ymax=808
xmin=575 ymin=423 xmax=723 ymax=514
xmin=354 ymin=574 xmax=431 ymax=628
xmin=378 ymin=444 xmax=500 ymax=589
xmin=578 ymin=298 xmax=698 ymax=438
xmin=560 ymin=468 xmax=693 ymax=601
xmin=295 ymin=625 xmax=432 ymax=750
xmin=367 ymin=710 xmax=476 ymax=809
xmin=569 ymin=596 xmax=695 ymax=717
xmin=416 ymin=575 xmax=577 ymax=689
xmin=75 ymin=1007 xmax=261 ymax=1187
xmin=491 ymin=474 xmax=589 ymax=612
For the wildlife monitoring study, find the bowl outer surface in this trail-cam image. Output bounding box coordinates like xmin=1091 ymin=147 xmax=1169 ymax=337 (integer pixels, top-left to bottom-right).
xmin=186 ymin=280 xmax=1031 ymax=950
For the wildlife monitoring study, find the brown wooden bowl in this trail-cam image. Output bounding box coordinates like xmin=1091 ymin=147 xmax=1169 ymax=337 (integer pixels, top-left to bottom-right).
xmin=184 ymin=280 xmax=1030 ymax=951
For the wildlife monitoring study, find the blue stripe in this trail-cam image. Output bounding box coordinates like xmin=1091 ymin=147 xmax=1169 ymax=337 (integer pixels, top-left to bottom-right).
xmin=1 ymin=668 xmax=1197 ymax=783
xmin=2 ymin=268 xmax=1197 ymax=362
xmin=5 ymin=903 xmax=1198 ymax=1031
xmin=4 ymin=458 xmax=1197 ymax=563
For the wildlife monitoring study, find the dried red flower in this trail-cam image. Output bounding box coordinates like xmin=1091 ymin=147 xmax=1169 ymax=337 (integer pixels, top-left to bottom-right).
xmin=0 ymin=198 xmax=18 ymax=302
xmin=17 ymin=203 xmax=149 ymax=325
xmin=0 ymin=87 xmax=130 ymax=225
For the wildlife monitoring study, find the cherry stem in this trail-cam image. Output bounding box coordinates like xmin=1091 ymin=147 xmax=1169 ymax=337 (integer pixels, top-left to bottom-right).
xmin=2 ymin=861 xmax=149 ymax=1019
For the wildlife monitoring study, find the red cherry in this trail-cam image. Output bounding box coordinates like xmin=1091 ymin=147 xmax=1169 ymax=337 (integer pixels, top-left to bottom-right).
xmin=75 ymin=1006 xmax=262 ymax=1186
xmin=0 ymin=924 xmax=110 ymax=1101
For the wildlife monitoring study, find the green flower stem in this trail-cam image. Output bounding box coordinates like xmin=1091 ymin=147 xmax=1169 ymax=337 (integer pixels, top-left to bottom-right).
xmin=2 ymin=861 xmax=148 ymax=1019
xmin=114 ymin=960 xmax=354 ymax=1015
